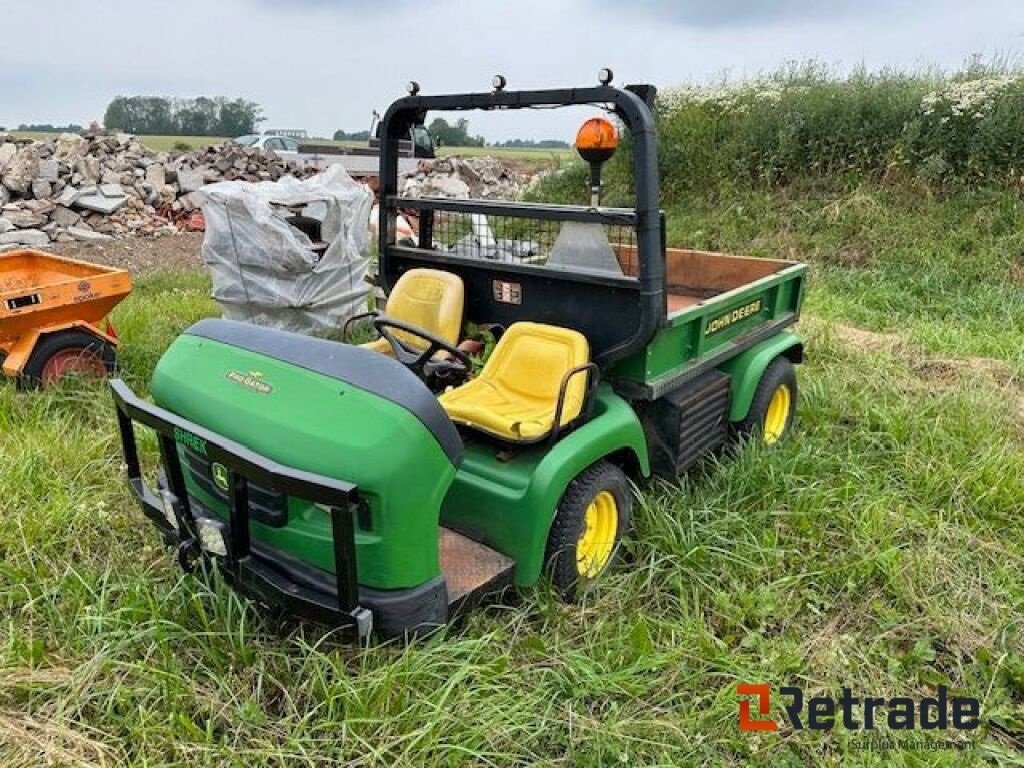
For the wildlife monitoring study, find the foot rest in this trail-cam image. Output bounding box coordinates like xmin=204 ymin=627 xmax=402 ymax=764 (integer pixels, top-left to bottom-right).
xmin=440 ymin=527 xmax=515 ymax=606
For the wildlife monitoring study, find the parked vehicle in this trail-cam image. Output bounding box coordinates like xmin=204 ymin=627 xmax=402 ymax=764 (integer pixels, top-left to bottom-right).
xmin=235 ymin=121 xmax=434 ymax=180
xmin=0 ymin=249 xmax=131 ymax=387
xmin=234 ymin=133 xmax=302 ymax=155
xmin=113 ymin=75 xmax=807 ymax=640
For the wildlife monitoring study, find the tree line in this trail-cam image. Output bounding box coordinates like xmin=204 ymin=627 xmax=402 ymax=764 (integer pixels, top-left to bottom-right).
xmin=13 ymin=123 xmax=86 ymax=133
xmin=332 ymin=117 xmax=567 ymax=148
xmin=103 ymin=96 xmax=264 ymax=137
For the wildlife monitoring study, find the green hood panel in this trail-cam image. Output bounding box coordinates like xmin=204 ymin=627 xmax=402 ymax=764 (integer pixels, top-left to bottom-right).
xmin=151 ymin=320 xmax=459 ymax=589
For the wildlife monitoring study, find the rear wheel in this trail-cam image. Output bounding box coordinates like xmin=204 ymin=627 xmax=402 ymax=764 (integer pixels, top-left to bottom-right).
xmin=20 ymin=329 xmax=116 ymax=388
xmin=735 ymin=356 xmax=798 ymax=446
xmin=545 ymin=460 xmax=632 ymax=598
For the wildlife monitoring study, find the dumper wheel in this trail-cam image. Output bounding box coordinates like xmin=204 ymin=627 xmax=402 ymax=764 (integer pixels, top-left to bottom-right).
xmin=545 ymin=460 xmax=631 ymax=598
xmin=735 ymin=356 xmax=797 ymax=446
xmin=20 ymin=330 xmax=116 ymax=388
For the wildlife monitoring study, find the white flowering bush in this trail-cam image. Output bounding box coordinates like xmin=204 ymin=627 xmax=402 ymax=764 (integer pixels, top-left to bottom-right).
xmin=909 ymin=74 xmax=1024 ymax=183
xmin=920 ymin=76 xmax=1019 ymax=120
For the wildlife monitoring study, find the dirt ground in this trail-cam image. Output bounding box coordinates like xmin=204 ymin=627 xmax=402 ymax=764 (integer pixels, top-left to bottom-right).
xmin=51 ymin=233 xmax=204 ymax=276
xmin=833 ymin=322 xmax=1024 ymax=424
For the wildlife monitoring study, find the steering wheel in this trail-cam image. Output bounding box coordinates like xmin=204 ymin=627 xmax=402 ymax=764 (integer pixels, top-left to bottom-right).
xmin=372 ymin=316 xmax=473 ymax=382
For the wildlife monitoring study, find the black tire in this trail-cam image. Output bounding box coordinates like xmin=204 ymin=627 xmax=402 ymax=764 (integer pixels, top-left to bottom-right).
xmin=544 ymin=460 xmax=632 ymax=598
xmin=734 ymin=355 xmax=798 ymax=445
xmin=19 ymin=329 xmax=116 ymax=389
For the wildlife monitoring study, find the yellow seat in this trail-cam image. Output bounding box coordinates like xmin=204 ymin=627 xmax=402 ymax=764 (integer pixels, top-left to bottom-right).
xmin=438 ymin=322 xmax=592 ymax=442
xmin=362 ymin=268 xmax=464 ymax=356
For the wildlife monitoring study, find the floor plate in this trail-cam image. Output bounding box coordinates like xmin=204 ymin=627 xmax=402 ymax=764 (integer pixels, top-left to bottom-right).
xmin=440 ymin=527 xmax=515 ymax=606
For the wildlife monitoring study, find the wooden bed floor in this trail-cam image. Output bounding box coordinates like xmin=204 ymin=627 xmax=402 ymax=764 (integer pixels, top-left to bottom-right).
xmin=667 ymin=293 xmax=704 ymax=313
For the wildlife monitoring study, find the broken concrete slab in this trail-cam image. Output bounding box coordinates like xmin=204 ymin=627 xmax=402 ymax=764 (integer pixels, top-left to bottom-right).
xmin=177 ymin=169 xmax=206 ymax=193
xmin=31 ymin=179 xmax=52 ymax=200
xmin=99 ymin=183 xmax=125 ymax=198
xmin=36 ymin=159 xmax=59 ymax=182
xmin=54 ymin=133 xmax=87 ymax=160
xmin=74 ymin=190 xmax=128 ymax=214
xmin=2 ymin=146 xmax=40 ymax=195
xmin=74 ymin=155 xmax=100 ymax=183
xmin=67 ymin=226 xmax=114 ymax=242
xmin=50 ymin=205 xmax=81 ymax=228
xmin=23 ymin=199 xmax=55 ymax=215
xmin=6 ymin=210 xmax=46 ymax=228
xmin=145 ymin=164 xmax=166 ymax=189
xmin=0 ymin=217 xmax=13 ymax=233
xmin=0 ymin=228 xmax=49 ymax=247
xmin=0 ymin=143 xmax=16 ymax=172
xmin=55 ymin=186 xmax=81 ymax=206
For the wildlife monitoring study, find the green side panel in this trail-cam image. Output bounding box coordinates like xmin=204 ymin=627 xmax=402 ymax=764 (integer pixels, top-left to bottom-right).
xmin=438 ymin=386 xmax=649 ymax=587
xmin=612 ymin=264 xmax=806 ymax=390
xmin=716 ymin=330 xmax=804 ymax=422
xmin=151 ymin=335 xmax=453 ymax=590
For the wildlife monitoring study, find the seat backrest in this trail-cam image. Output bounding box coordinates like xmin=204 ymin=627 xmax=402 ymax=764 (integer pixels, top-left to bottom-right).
xmin=482 ymin=322 xmax=590 ymax=422
xmin=385 ymin=268 xmax=464 ymax=349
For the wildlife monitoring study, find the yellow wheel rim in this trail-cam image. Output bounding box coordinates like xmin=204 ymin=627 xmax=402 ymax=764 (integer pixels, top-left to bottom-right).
xmin=763 ymin=384 xmax=792 ymax=445
xmin=576 ymin=491 xmax=618 ymax=579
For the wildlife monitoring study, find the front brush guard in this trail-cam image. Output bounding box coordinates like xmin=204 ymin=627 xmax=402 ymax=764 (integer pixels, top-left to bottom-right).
xmin=109 ymin=378 xmax=373 ymax=640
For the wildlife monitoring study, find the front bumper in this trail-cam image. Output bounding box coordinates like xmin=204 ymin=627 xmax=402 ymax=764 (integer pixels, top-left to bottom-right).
xmin=110 ymin=378 xmax=376 ymax=639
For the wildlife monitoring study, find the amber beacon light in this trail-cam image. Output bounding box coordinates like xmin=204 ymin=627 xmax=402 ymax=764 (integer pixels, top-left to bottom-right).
xmin=575 ymin=117 xmax=619 ymax=207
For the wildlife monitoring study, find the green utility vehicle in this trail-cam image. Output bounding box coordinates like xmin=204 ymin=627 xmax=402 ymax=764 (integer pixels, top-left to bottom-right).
xmin=112 ymin=74 xmax=807 ymax=639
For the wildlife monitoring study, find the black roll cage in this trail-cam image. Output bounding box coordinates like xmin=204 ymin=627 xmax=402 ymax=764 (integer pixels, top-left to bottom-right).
xmin=377 ymin=84 xmax=665 ymax=367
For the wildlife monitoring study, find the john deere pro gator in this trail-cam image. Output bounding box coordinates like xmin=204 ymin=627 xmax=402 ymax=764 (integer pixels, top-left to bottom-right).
xmin=112 ymin=72 xmax=807 ymax=639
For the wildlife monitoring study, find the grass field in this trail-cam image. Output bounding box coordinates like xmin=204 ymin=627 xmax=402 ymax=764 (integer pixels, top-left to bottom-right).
xmin=1 ymin=177 xmax=1022 ymax=765
xmin=11 ymin=131 xmax=569 ymax=165
xmin=302 ymin=138 xmax=572 ymax=163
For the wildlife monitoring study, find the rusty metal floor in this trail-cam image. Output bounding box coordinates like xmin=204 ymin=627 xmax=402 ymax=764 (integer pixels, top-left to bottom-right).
xmin=440 ymin=527 xmax=515 ymax=606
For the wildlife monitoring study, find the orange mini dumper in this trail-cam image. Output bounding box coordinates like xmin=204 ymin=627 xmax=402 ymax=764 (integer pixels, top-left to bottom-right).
xmin=0 ymin=249 xmax=132 ymax=387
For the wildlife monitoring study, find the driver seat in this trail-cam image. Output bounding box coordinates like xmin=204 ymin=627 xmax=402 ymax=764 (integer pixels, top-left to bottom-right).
xmin=438 ymin=322 xmax=593 ymax=442
xmin=362 ymin=269 xmax=465 ymax=356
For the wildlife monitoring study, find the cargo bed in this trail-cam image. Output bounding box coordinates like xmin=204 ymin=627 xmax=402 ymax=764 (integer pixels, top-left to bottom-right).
xmin=612 ymin=247 xmax=806 ymax=398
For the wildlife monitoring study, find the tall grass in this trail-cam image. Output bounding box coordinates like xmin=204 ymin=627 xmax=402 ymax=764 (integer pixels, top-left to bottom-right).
xmin=585 ymin=60 xmax=1024 ymax=199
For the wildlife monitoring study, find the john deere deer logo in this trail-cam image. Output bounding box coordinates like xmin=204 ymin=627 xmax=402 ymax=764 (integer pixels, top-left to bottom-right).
xmin=211 ymin=462 xmax=230 ymax=492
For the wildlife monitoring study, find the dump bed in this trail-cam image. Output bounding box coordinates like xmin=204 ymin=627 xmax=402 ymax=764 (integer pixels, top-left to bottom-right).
xmin=0 ymin=250 xmax=132 ymax=343
xmin=612 ymin=247 xmax=806 ymax=398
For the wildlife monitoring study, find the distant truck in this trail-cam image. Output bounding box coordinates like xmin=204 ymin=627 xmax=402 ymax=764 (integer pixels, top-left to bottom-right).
xmin=235 ymin=121 xmax=436 ymax=180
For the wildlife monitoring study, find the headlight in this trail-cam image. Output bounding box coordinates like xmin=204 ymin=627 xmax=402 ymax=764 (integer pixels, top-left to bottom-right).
xmin=160 ymin=490 xmax=179 ymax=532
xmin=196 ymin=517 xmax=228 ymax=557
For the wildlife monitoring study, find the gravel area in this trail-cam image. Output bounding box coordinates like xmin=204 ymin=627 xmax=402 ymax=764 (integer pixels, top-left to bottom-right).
xmin=48 ymin=232 xmax=204 ymax=275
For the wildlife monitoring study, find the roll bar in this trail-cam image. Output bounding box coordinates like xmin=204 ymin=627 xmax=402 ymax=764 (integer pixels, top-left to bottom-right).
xmin=376 ymin=83 xmax=665 ymax=365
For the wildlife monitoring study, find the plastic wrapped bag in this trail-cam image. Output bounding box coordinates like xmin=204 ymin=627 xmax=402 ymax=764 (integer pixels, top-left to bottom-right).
xmin=195 ymin=164 xmax=373 ymax=335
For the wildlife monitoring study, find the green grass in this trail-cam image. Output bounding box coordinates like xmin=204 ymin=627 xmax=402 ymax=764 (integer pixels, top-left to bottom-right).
xmin=3 ymin=178 xmax=1024 ymax=764
xmin=135 ymin=135 xmax=228 ymax=152
xmin=304 ymin=137 xmax=572 ymax=164
xmin=436 ymin=145 xmax=573 ymax=163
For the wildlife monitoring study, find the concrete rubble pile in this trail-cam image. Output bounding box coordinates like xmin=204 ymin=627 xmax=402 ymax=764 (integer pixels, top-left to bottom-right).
xmin=401 ymin=156 xmax=541 ymax=200
xmin=0 ymin=131 xmax=314 ymax=250
xmin=0 ymin=131 xmax=545 ymax=251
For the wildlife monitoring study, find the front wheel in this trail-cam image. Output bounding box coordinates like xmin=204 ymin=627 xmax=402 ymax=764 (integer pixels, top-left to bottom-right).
xmin=544 ymin=460 xmax=632 ymax=598
xmin=19 ymin=329 xmax=116 ymax=389
xmin=734 ymin=356 xmax=798 ymax=446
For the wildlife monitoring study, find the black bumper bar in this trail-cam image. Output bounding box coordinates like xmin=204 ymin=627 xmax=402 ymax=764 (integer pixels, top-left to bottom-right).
xmin=110 ymin=378 xmax=373 ymax=639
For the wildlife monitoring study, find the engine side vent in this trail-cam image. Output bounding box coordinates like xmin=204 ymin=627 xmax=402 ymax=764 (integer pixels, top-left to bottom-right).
xmin=641 ymin=370 xmax=732 ymax=479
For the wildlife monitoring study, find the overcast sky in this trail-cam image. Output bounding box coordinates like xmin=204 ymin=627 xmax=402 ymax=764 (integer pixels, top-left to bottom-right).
xmin=1 ymin=0 xmax=1021 ymax=142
